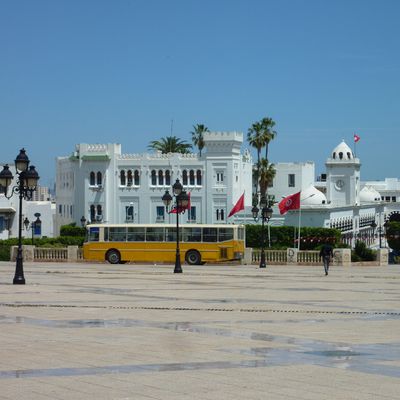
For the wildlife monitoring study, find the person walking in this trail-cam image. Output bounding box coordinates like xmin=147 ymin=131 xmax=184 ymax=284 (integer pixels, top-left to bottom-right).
xmin=319 ymin=242 xmax=333 ymax=275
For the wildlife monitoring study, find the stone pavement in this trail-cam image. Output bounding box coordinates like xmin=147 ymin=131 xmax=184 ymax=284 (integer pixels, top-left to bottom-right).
xmin=0 ymin=261 xmax=399 ymax=400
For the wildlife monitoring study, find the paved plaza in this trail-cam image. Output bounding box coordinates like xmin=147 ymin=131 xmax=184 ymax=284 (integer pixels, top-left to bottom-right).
xmin=0 ymin=261 xmax=399 ymax=400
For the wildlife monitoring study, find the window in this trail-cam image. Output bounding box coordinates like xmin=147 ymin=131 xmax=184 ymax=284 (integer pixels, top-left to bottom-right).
xmin=165 ymin=170 xmax=171 ymax=186
xmin=120 ymin=170 xmax=126 ymax=186
xmin=0 ymin=216 xmax=4 ymax=231
xmin=182 ymin=170 xmax=188 ymax=185
xmin=189 ymin=170 xmax=195 ymax=185
xmin=58 ymin=204 xmax=62 ymax=215
xmin=88 ymin=227 xmax=99 ymax=242
xmin=182 ymin=227 xmax=202 ymax=242
xmin=146 ymin=227 xmax=164 ymax=241
xmin=203 ymin=228 xmax=217 ymax=242
xmin=151 ymin=170 xmax=157 ymax=185
xmin=127 ymin=170 xmax=133 ymax=186
xmin=108 ymin=227 xmax=127 ymax=241
xmin=90 ymin=172 xmax=95 ymax=186
xmin=196 ymin=170 xmax=202 ymax=186
xmin=126 ymin=205 xmax=134 ymax=222
xmin=127 ymin=227 xmax=145 ymax=241
xmin=96 ymin=205 xmax=102 ymax=219
xmin=134 ymin=170 xmax=140 ymax=186
xmin=156 ymin=206 xmax=165 ymax=222
xmin=392 ymin=196 xmax=396 ymax=202
xmin=97 ymin=172 xmax=102 ymax=186
xmin=216 ymin=172 xmax=224 ymax=183
xmin=288 ymin=174 xmax=295 ymax=187
xmin=90 ymin=205 xmax=96 ymax=222
xmin=216 ymin=209 xmax=225 ymax=221
xmin=158 ymin=170 xmax=164 ymax=185
xmin=218 ymin=228 xmax=233 ymax=241
xmin=187 ymin=206 xmax=196 ymax=222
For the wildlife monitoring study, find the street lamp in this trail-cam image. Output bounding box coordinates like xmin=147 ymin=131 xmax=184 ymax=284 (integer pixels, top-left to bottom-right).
xmin=23 ymin=213 xmax=42 ymax=245
xmin=80 ymin=216 xmax=87 ymax=227
xmin=162 ymin=179 xmax=189 ymax=273
xmin=252 ymin=195 xmax=273 ymax=268
xmin=0 ymin=149 xmax=39 ymax=284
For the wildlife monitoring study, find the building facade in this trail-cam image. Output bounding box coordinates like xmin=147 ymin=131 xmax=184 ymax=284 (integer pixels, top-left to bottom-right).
xmin=55 ymin=132 xmax=253 ymax=235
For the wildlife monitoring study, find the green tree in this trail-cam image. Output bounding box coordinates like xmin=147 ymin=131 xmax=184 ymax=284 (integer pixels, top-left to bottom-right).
xmin=247 ymin=121 xmax=264 ymax=193
xmin=259 ymin=117 xmax=277 ymax=160
xmin=258 ymin=158 xmax=276 ymax=198
xmin=148 ymin=136 xmax=192 ymax=154
xmin=191 ymin=124 xmax=209 ymax=156
xmin=247 ymin=117 xmax=277 ymax=194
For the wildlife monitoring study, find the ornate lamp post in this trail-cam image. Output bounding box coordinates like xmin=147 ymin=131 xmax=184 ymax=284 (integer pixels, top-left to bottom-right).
xmin=162 ymin=179 xmax=189 ymax=273
xmin=252 ymin=195 xmax=273 ymax=268
xmin=0 ymin=149 xmax=39 ymax=284
xmin=23 ymin=213 xmax=42 ymax=245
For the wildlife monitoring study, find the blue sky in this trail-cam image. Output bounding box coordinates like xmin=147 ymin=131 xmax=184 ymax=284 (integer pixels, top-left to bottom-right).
xmin=1 ymin=0 xmax=399 ymax=186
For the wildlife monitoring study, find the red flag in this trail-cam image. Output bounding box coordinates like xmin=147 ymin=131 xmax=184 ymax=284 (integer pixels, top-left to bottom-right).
xmin=170 ymin=192 xmax=191 ymax=214
xmin=354 ymin=134 xmax=360 ymax=143
xmin=278 ymin=192 xmax=301 ymax=215
xmin=228 ymin=193 xmax=245 ymax=218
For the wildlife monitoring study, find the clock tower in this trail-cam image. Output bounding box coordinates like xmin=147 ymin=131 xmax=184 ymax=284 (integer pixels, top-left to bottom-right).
xmin=326 ymin=140 xmax=361 ymax=206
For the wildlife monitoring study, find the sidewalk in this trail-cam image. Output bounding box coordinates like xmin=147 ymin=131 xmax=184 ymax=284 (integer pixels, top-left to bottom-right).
xmin=0 ymin=262 xmax=399 ymax=400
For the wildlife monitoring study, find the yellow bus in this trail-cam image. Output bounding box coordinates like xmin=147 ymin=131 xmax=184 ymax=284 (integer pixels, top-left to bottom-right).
xmin=83 ymin=223 xmax=245 ymax=265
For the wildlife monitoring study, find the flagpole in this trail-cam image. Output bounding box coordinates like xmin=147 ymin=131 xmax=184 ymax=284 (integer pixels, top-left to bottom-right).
xmin=297 ymin=206 xmax=301 ymax=250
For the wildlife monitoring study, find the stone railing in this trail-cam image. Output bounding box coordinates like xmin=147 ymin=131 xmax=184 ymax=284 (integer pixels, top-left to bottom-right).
xmin=11 ymin=246 xmax=83 ymax=262
xmin=247 ymin=248 xmax=389 ymax=266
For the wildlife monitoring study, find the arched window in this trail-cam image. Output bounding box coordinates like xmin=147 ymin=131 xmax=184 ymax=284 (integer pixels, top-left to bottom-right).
xmin=165 ymin=170 xmax=171 ymax=186
xmin=90 ymin=205 xmax=96 ymax=222
xmin=339 ymin=152 xmax=343 ymax=159
xmin=189 ymin=170 xmax=195 ymax=185
xmin=347 ymin=152 xmax=351 ymax=159
xmin=127 ymin=170 xmax=133 ymax=186
xmin=151 ymin=170 xmax=157 ymax=185
xmin=182 ymin=170 xmax=188 ymax=185
xmin=96 ymin=171 xmax=102 ymax=186
xmin=158 ymin=170 xmax=164 ymax=185
xmin=332 ymin=153 xmax=336 ymax=159
xmin=196 ymin=170 xmax=202 ymax=186
xmin=90 ymin=172 xmax=95 ymax=186
xmin=120 ymin=170 xmax=126 ymax=186
xmin=134 ymin=170 xmax=140 ymax=186
xmin=96 ymin=205 xmax=102 ymax=219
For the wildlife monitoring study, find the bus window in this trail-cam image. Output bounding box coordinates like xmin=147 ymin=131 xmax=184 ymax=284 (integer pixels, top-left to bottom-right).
xmin=146 ymin=227 xmax=164 ymax=242
xmin=238 ymin=227 xmax=245 ymax=240
xmin=165 ymin=227 xmax=176 ymax=242
xmin=127 ymin=227 xmax=145 ymax=241
xmin=218 ymin=228 xmax=233 ymax=241
xmin=183 ymin=227 xmax=201 ymax=242
xmin=108 ymin=227 xmax=127 ymax=242
xmin=203 ymin=228 xmax=217 ymax=242
xmin=88 ymin=227 xmax=100 ymax=242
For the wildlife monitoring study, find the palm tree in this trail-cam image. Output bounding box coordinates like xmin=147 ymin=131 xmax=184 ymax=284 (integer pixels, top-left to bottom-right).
xmin=191 ymin=124 xmax=209 ymax=156
xmin=148 ymin=136 xmax=192 ymax=154
xmin=258 ymin=158 xmax=276 ymax=198
xmin=260 ymin=117 xmax=277 ymax=160
xmin=247 ymin=121 xmax=263 ymax=193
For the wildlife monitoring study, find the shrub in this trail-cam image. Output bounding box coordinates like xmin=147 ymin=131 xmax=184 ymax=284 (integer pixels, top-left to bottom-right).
xmin=60 ymin=223 xmax=86 ymax=238
xmin=352 ymin=240 xmax=376 ymax=262
xmin=245 ymin=225 xmax=341 ymax=250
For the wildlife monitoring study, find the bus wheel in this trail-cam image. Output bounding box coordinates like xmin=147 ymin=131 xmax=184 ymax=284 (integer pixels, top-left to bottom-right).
xmin=185 ymin=250 xmax=201 ymax=265
xmin=106 ymin=249 xmax=121 ymax=264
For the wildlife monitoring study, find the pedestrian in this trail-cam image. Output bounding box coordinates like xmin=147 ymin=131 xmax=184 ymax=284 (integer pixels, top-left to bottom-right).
xmin=319 ymin=242 xmax=333 ymax=275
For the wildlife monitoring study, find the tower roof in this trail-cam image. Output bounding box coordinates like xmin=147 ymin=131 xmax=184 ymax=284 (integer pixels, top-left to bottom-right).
xmin=331 ymin=140 xmax=354 ymax=161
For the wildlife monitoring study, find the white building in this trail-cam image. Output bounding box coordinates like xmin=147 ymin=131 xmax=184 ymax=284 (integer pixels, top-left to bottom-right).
xmin=268 ymin=140 xmax=399 ymax=247
xmin=55 ymin=132 xmax=253 ymax=235
xmin=0 ymin=164 xmax=55 ymax=240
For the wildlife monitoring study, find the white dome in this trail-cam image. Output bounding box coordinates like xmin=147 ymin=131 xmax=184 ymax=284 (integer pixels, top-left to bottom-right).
xmin=360 ymin=186 xmax=381 ymax=203
xmin=301 ymin=185 xmax=327 ymax=205
xmin=331 ymin=140 xmax=354 ymax=160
